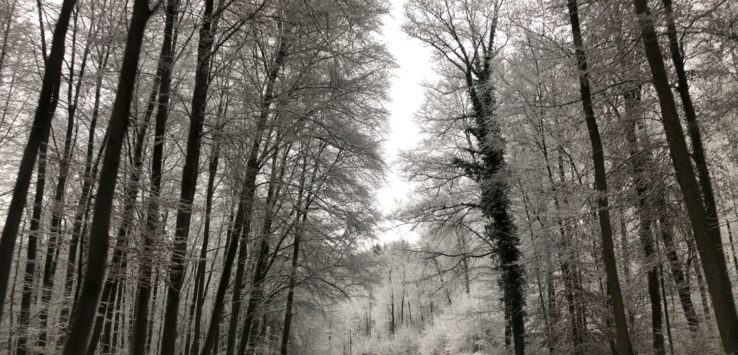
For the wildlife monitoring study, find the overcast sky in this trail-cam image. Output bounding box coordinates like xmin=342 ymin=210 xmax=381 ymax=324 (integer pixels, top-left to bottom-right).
xmin=376 ymin=0 xmax=433 ymax=243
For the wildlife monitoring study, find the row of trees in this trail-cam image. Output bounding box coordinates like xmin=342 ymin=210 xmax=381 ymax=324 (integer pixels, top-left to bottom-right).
xmin=393 ymin=0 xmax=738 ymax=354
xmin=0 ymin=0 xmax=391 ymax=353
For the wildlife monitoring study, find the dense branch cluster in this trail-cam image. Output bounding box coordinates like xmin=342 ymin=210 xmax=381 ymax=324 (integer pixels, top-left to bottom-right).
xmin=0 ymin=0 xmax=390 ymax=353
xmin=2 ymin=0 xmax=738 ymax=354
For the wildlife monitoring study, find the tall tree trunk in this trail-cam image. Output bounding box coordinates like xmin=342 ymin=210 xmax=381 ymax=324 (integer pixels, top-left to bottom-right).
xmin=188 ymin=123 xmax=222 ymax=355
xmin=632 ymin=0 xmax=738 ymax=351
xmin=38 ymin=10 xmax=92 ymax=347
xmin=159 ymin=0 xmax=217 ymax=351
xmin=280 ymin=209 xmax=308 ymax=355
xmin=17 ymin=137 xmax=49 ymax=355
xmin=229 ymin=138 xmax=288 ymax=355
xmin=200 ymin=25 xmax=288 ymax=355
xmin=130 ymin=0 xmax=178 ymax=353
xmin=566 ymin=1 xmax=634 ymax=353
xmin=199 ymin=158 xmax=258 ymax=355
xmin=61 ymin=51 xmax=111 ymax=326
xmin=90 ymin=98 xmax=153 ymax=353
xmin=61 ymin=0 xmax=153 ymax=352
xmin=0 ymin=0 xmax=77 ymax=317
xmin=623 ymin=89 xmax=664 ymax=354
xmin=662 ymin=0 xmax=721 ymax=236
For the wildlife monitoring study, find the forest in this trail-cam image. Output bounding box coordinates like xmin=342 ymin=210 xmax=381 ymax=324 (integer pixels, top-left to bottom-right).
xmin=0 ymin=0 xmax=737 ymax=353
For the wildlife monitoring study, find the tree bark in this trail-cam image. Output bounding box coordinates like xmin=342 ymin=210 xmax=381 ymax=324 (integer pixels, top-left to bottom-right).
xmin=623 ymin=89 xmax=664 ymax=354
xmin=159 ymin=0 xmax=217 ymax=351
xmin=60 ymin=0 xmax=152 ymax=352
xmin=17 ymin=136 xmax=49 ymax=355
xmin=130 ymin=0 xmax=178 ymax=353
xmin=0 ymin=0 xmax=77 ymax=320
xmin=632 ymin=0 xmax=738 ymax=351
xmin=566 ymin=1 xmax=634 ymax=353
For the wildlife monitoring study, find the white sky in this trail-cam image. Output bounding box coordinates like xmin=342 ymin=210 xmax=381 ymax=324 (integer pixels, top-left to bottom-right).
xmin=376 ymin=0 xmax=434 ymax=244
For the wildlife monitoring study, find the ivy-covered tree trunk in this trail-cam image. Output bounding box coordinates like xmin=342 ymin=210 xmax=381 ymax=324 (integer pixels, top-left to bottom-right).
xmin=458 ymin=28 xmax=526 ymax=355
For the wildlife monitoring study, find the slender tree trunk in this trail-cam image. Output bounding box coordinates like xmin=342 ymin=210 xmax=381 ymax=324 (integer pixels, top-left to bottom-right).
xmin=229 ymin=140 xmax=288 ymax=355
xmin=17 ymin=137 xmax=49 ymax=355
xmin=61 ymin=52 xmax=111 ymax=325
xmin=639 ymin=121 xmax=700 ymax=332
xmin=237 ymin=216 xmax=275 ymax=354
xmin=662 ymin=0 xmax=721 ymax=237
xmin=145 ymin=269 xmax=160 ymax=354
xmin=159 ymin=0 xmax=218 ymax=351
xmin=632 ymin=0 xmax=738 ymax=351
xmin=200 ymin=26 xmax=288 ymax=355
xmin=280 ymin=208 xmax=307 ymax=355
xmin=623 ymin=89 xmax=664 ymax=354
xmin=0 ymin=0 xmax=77 ymax=317
xmin=566 ymin=1 xmax=634 ymax=353
xmin=189 ymin=125 xmax=221 ymax=355
xmin=199 ymin=160 xmax=258 ymax=355
xmin=38 ymin=12 xmax=92 ymax=348
xmin=130 ymin=1 xmax=178 ymax=353
xmin=61 ymin=0 xmax=153 ymax=352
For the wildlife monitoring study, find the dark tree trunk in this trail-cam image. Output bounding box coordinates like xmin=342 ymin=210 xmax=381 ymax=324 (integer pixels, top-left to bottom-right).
xmin=199 ymin=159 xmax=259 ymax=355
xmin=17 ymin=137 xmax=49 ymax=355
xmin=655 ymin=196 xmax=699 ymax=331
xmin=200 ymin=26 xmax=288 ymax=355
xmin=450 ymin=9 xmax=525 ymax=352
xmin=280 ymin=211 xmax=307 ymax=355
xmin=228 ymin=142 xmax=287 ymax=355
xmin=61 ymin=51 xmax=111 ymax=325
xmin=623 ymin=89 xmax=664 ymax=354
xmin=38 ymin=11 xmax=92 ymax=347
xmin=0 ymin=0 xmax=77 ymax=318
xmin=632 ymin=0 xmax=738 ymax=351
xmin=130 ymin=1 xmax=178 ymax=353
xmin=60 ymin=0 xmax=152 ymax=352
xmin=237 ymin=216 xmax=275 ymax=354
xmin=662 ymin=0 xmax=721 ymax=237
xmin=566 ymin=1 xmax=634 ymax=353
xmin=159 ymin=0 xmax=217 ymax=351
xmin=189 ymin=122 xmax=222 ymax=355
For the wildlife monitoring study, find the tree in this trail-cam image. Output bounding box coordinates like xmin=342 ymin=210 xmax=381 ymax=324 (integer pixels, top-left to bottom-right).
xmin=403 ymin=1 xmax=525 ymax=352
xmin=632 ymin=0 xmax=738 ymax=351
xmin=0 ymin=0 xmax=77 ymax=319
xmin=61 ymin=0 xmax=154 ymax=352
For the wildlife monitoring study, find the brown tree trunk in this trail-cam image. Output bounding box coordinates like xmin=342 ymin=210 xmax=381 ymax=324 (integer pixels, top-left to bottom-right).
xmin=566 ymin=1 xmax=634 ymax=353
xmin=60 ymin=0 xmax=153 ymax=352
xmin=632 ymin=0 xmax=738 ymax=351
